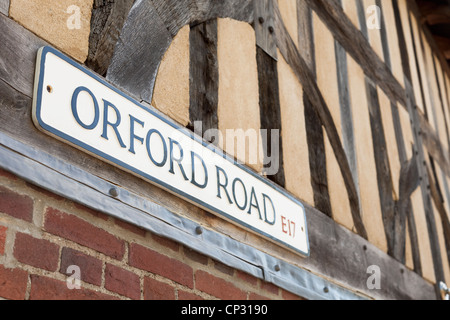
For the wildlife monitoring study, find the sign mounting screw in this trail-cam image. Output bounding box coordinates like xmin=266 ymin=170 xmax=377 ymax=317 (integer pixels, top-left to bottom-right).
xmin=109 ymin=187 xmax=119 ymax=198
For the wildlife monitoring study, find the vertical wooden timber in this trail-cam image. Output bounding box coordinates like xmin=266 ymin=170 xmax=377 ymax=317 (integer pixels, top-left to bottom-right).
xmin=86 ymin=0 xmax=135 ymax=76
xmin=428 ymin=163 xmax=450 ymax=268
xmin=392 ymin=0 xmax=446 ymax=297
xmin=274 ymin=0 xmax=368 ymax=239
xmin=297 ymin=0 xmax=332 ymax=217
xmin=254 ymin=0 xmax=277 ymax=60
xmin=255 ymin=0 xmax=285 ymax=186
xmin=189 ymin=19 xmax=219 ymax=141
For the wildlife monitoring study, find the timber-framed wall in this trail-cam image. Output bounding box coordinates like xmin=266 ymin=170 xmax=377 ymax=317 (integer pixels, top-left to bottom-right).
xmin=0 ymin=0 xmax=449 ymax=300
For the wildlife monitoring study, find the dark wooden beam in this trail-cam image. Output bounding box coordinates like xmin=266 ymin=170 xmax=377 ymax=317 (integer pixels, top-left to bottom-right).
xmin=188 ymin=19 xmax=219 ymax=140
xmin=256 ymin=47 xmax=286 ymax=187
xmin=428 ymin=162 xmax=450 ymax=268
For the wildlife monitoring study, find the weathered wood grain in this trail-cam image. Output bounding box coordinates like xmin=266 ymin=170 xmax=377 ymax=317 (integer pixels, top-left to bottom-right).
xmin=0 ymin=12 xmax=47 ymax=97
xmin=297 ymin=0 xmax=315 ymax=72
xmin=303 ymin=95 xmax=332 ymax=218
xmin=86 ymin=0 xmax=135 ymax=76
xmin=254 ymin=0 xmax=277 ymax=60
xmin=188 ymin=19 xmax=218 ymax=140
xmin=397 ymin=154 xmax=421 ymax=269
xmin=398 ymin=155 xmax=420 ymax=204
xmin=428 ymin=163 xmax=450 ymax=268
xmin=149 ymin=0 xmax=254 ymax=37
xmin=273 ymin=1 xmax=367 ymax=239
xmin=0 ymin=0 xmax=9 ymax=16
xmin=256 ymin=47 xmax=285 ymax=187
xmin=106 ymin=0 xmax=171 ymax=103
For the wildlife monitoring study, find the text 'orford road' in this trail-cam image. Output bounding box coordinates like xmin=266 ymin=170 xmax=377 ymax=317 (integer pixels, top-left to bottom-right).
xmin=32 ymin=46 xmax=309 ymax=256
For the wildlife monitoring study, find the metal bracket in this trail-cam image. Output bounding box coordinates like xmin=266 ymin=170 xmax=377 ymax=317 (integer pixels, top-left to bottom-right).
xmin=254 ymin=0 xmax=278 ymax=60
xmin=440 ymin=282 xmax=450 ymax=300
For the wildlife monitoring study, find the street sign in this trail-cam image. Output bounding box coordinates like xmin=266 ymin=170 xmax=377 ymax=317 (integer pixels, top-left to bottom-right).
xmin=32 ymin=46 xmax=309 ymax=256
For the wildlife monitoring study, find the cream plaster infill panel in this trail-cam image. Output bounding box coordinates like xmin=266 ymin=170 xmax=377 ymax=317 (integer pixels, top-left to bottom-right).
xmin=217 ymin=18 xmax=263 ymax=173
xmin=152 ymin=25 xmax=190 ymax=127
xmin=10 ymin=0 xmax=93 ymax=62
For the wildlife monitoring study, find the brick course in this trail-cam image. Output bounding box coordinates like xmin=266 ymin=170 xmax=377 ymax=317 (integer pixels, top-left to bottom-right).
xmin=195 ymin=270 xmax=247 ymax=300
xmin=44 ymin=207 xmax=125 ymax=260
xmin=0 ymin=186 xmax=33 ymax=222
xmin=0 ymin=265 xmax=28 ymax=300
xmin=59 ymin=247 xmax=103 ymax=286
xmin=13 ymin=232 xmax=60 ymax=272
xmin=29 ymin=275 xmax=117 ymax=300
xmin=105 ymin=264 xmax=141 ymax=300
xmin=129 ymin=243 xmax=194 ymax=289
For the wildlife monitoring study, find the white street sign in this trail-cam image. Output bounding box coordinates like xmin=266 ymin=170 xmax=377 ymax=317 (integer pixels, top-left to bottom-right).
xmin=32 ymin=46 xmax=309 ymax=256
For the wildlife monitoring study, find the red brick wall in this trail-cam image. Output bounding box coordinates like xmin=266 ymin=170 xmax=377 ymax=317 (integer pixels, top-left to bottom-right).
xmin=0 ymin=169 xmax=303 ymax=300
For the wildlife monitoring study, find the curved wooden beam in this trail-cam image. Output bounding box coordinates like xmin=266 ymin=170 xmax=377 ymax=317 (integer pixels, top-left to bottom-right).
xmin=106 ymin=0 xmax=254 ymax=103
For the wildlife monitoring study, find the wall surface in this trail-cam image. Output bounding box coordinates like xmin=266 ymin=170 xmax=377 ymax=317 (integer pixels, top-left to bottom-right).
xmin=0 ymin=0 xmax=450 ymax=300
